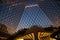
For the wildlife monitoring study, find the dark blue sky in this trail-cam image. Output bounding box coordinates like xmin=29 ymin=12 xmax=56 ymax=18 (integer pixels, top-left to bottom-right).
xmin=0 ymin=0 xmax=60 ymax=34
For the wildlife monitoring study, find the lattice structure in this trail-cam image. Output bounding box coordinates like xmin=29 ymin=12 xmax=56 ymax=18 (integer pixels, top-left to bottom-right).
xmin=0 ymin=0 xmax=60 ymax=34
xmin=0 ymin=2 xmax=24 ymax=34
xmin=38 ymin=0 xmax=60 ymax=27
xmin=16 ymin=4 xmax=53 ymax=31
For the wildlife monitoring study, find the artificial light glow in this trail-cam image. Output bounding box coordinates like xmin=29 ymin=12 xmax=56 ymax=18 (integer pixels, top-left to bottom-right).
xmin=16 ymin=38 xmax=24 ymax=40
xmin=50 ymin=38 xmax=56 ymax=40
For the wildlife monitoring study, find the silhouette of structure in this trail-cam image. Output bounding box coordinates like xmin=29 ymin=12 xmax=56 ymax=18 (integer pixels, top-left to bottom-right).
xmin=0 ymin=23 xmax=8 ymax=33
xmin=50 ymin=29 xmax=60 ymax=40
xmin=0 ymin=23 xmax=10 ymax=40
xmin=8 ymin=25 xmax=57 ymax=40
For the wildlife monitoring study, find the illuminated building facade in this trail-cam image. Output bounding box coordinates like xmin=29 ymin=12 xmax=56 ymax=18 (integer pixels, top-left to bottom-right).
xmin=16 ymin=4 xmax=52 ymax=31
xmin=0 ymin=0 xmax=60 ymax=34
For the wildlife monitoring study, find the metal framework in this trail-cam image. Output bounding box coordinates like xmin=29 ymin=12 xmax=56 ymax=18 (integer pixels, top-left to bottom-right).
xmin=16 ymin=4 xmax=53 ymax=31
xmin=0 ymin=0 xmax=60 ymax=34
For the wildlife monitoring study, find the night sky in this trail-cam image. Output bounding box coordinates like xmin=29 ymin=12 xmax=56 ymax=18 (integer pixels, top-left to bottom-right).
xmin=0 ymin=0 xmax=60 ymax=34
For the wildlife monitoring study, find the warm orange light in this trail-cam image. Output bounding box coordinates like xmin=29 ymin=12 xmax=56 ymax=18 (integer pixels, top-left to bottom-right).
xmin=16 ymin=38 xmax=24 ymax=40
